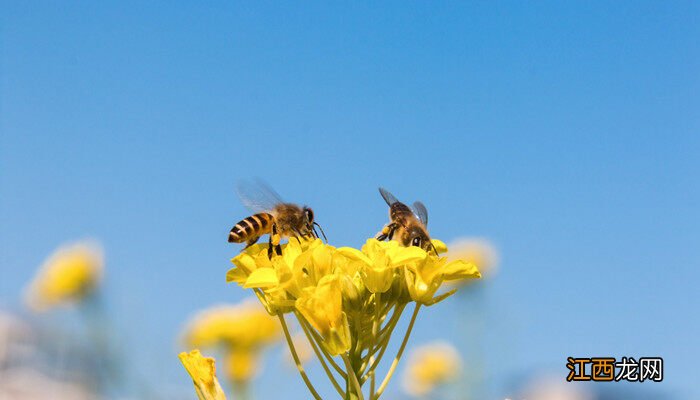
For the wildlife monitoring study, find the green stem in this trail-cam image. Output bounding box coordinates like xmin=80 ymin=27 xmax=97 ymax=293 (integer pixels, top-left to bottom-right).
xmin=360 ymin=304 xmax=406 ymax=382
xmin=296 ymin=313 xmax=347 ymax=379
xmin=296 ymin=313 xmax=346 ymax=397
xmin=232 ymin=382 xmax=250 ymax=400
xmin=343 ymin=354 xmax=365 ymax=400
xmin=372 ymin=304 xmax=421 ymax=400
xmin=278 ymin=314 xmax=323 ymax=400
xmin=371 ymin=303 xmax=405 ymax=353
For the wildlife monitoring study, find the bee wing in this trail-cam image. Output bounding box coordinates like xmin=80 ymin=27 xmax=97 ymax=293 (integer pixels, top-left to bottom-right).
xmin=412 ymin=201 xmax=429 ymax=226
xmin=236 ymin=179 xmax=285 ymax=213
xmin=378 ymin=187 xmax=400 ymax=206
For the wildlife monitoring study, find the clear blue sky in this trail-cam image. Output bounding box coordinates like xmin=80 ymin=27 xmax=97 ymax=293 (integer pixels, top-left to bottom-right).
xmin=1 ymin=1 xmax=698 ymax=399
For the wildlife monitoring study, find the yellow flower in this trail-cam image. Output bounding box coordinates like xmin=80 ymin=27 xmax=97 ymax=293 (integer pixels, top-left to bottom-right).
xmin=402 ymin=341 xmax=462 ymax=397
xmin=24 ymin=241 xmax=103 ymax=311
xmin=295 ymin=275 xmax=351 ymax=356
xmin=447 ymin=238 xmax=499 ymax=279
xmin=228 ymin=238 xmax=324 ymax=314
xmin=224 ymin=348 xmax=259 ymax=383
xmin=226 ymin=236 xmax=482 ymax=399
xmin=338 ymin=240 xmax=422 ymax=294
xmin=401 ymin=247 xmax=481 ymax=305
xmin=181 ymin=299 xmax=281 ymax=385
xmin=183 ymin=299 xmax=280 ymax=349
xmin=179 ymin=349 xmax=227 ymax=400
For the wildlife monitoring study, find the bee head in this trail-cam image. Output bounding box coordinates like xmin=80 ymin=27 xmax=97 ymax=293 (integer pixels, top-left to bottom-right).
xmin=408 ymin=227 xmax=434 ymax=253
xmin=302 ymin=207 xmax=314 ymax=224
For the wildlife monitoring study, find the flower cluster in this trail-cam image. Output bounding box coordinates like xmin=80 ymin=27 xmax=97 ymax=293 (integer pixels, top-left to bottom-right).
xmin=226 ymin=237 xmax=480 ymax=400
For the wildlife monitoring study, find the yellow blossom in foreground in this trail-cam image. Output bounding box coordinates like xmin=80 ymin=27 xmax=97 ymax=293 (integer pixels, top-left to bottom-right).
xmin=181 ymin=299 xmax=281 ymax=384
xmin=24 ymin=241 xmax=103 ymax=311
xmin=179 ymin=350 xmax=226 ymax=400
xmin=295 ymin=275 xmax=351 ymax=356
xmin=403 ymin=248 xmax=480 ymax=305
xmin=227 ymin=237 xmax=481 ymax=400
xmin=447 ymin=238 xmax=499 ymax=280
xmin=402 ymin=341 xmax=462 ymax=397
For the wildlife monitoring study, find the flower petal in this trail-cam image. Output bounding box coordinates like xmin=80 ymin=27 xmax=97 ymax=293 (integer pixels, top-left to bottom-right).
xmin=442 ymin=260 xmax=481 ymax=280
xmin=179 ymin=349 xmax=227 ymax=400
xmin=243 ymin=268 xmax=279 ymax=289
xmin=430 ymin=239 xmax=448 ymax=254
xmin=337 ymin=247 xmax=372 ymax=265
xmin=387 ymin=246 xmax=427 ymax=265
xmin=225 ymin=267 xmax=248 ymax=284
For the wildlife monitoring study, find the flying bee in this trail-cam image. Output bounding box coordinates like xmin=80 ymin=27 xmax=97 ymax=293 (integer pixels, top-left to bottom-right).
xmin=375 ymin=187 xmax=437 ymax=254
xmin=228 ymin=180 xmax=326 ymax=258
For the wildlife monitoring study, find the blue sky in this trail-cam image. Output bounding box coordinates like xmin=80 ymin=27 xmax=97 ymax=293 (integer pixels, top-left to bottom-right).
xmin=1 ymin=1 xmax=698 ymax=399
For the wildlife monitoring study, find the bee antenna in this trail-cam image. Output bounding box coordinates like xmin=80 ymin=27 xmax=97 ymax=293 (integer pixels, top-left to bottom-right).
xmin=313 ymin=222 xmax=328 ymax=242
xmin=429 ymin=241 xmax=439 ymax=255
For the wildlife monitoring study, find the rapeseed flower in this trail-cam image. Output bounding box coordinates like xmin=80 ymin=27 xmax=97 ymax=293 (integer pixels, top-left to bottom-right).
xmin=179 ymin=349 xmax=227 ymax=400
xmin=24 ymin=241 xmax=103 ymax=311
xmin=402 ymin=341 xmax=462 ymax=397
xmin=181 ymin=299 xmax=281 ymax=387
xmin=227 ymin=237 xmax=480 ymax=399
xmin=447 ymin=238 xmax=499 ymax=280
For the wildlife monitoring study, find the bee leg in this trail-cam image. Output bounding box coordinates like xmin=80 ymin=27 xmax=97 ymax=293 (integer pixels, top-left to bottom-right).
xmin=244 ymin=236 xmax=260 ymax=250
xmin=268 ymin=223 xmax=282 ymax=259
xmin=376 ymin=223 xmax=397 ymax=241
xmin=267 ymin=235 xmax=274 ymax=259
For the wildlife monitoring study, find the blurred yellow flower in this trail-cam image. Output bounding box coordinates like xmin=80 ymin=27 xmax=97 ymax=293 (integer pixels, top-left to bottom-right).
xmin=402 ymin=341 xmax=462 ymax=397
xmin=447 ymin=238 xmax=499 ymax=279
xmin=24 ymin=241 xmax=103 ymax=311
xmin=224 ymin=349 xmax=258 ymax=383
xmin=183 ymin=300 xmax=280 ymax=349
xmin=181 ymin=299 xmax=281 ymax=385
xmin=179 ymin=349 xmax=227 ymax=400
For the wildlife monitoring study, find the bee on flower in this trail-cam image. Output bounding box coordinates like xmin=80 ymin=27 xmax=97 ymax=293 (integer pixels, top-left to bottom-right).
xmin=375 ymin=187 xmax=437 ymax=253
xmin=24 ymin=241 xmax=104 ymax=311
xmin=228 ymin=180 xmax=326 ymax=258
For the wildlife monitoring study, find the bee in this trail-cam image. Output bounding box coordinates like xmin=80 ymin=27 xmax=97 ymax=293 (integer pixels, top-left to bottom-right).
xmin=375 ymin=187 xmax=437 ymax=254
xmin=228 ymin=180 xmax=326 ymax=257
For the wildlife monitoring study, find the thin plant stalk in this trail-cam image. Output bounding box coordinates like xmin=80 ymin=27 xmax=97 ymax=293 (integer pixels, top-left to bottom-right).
xmin=372 ymin=304 xmax=421 ymax=400
xmin=297 ymin=314 xmax=347 ymax=379
xmin=342 ymin=354 xmax=365 ymax=400
xmin=297 ymin=314 xmax=346 ymax=397
xmin=277 ymin=314 xmax=323 ymax=400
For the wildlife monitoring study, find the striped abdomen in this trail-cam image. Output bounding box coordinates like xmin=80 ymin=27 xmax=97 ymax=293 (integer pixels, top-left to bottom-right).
xmin=228 ymin=213 xmax=274 ymax=243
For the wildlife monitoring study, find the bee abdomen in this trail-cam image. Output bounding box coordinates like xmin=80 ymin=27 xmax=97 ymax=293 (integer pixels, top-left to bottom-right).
xmin=228 ymin=213 xmax=274 ymax=243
